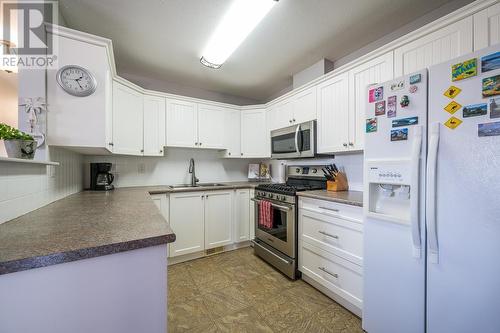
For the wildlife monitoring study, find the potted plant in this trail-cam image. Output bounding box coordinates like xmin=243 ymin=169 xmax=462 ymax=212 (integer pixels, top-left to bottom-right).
xmin=0 ymin=123 xmax=37 ymax=159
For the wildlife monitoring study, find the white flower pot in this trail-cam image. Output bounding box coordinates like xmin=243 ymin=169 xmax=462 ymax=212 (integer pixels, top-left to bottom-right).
xmin=4 ymin=139 xmax=37 ymax=159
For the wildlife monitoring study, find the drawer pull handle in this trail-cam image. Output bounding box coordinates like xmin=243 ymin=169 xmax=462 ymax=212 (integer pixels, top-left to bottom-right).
xmin=319 ymin=267 xmax=338 ymax=278
xmin=319 ymin=231 xmax=339 ymax=239
xmin=319 ymin=206 xmax=339 ymax=212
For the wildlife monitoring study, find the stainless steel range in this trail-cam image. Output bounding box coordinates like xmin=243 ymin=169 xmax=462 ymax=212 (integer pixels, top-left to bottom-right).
xmin=252 ymin=165 xmax=327 ymax=279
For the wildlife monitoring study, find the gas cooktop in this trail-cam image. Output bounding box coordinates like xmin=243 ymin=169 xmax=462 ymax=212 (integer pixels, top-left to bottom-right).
xmin=255 ymin=183 xmax=323 ymax=196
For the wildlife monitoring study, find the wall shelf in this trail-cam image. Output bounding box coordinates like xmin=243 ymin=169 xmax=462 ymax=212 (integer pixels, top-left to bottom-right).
xmin=0 ymin=156 xmax=60 ymax=166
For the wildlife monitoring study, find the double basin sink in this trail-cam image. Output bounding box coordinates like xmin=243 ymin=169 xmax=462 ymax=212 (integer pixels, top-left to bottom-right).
xmin=167 ymin=183 xmax=226 ymax=191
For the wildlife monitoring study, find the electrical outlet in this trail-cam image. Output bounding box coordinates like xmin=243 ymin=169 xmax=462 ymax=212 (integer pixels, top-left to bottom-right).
xmin=138 ymin=163 xmax=146 ymax=174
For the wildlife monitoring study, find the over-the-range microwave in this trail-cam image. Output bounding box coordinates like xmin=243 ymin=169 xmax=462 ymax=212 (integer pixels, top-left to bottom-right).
xmin=270 ymin=120 xmax=316 ymax=159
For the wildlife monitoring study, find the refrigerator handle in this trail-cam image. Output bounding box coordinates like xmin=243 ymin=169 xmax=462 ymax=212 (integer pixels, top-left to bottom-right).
xmin=410 ymin=125 xmax=423 ymax=258
xmin=426 ymin=122 xmax=440 ymax=264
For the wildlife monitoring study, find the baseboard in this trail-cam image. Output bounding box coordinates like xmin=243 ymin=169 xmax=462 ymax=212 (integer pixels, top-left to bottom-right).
xmin=168 ymin=241 xmax=251 ymax=265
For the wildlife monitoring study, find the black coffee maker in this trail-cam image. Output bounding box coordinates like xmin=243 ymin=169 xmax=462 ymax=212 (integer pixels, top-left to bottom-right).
xmin=90 ymin=163 xmax=115 ymax=191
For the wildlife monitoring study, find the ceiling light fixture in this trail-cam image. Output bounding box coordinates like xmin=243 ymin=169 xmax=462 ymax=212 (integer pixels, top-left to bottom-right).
xmin=200 ymin=0 xmax=278 ymax=69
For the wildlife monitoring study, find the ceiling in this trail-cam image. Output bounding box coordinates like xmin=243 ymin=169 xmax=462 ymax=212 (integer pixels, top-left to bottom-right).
xmin=58 ymin=0 xmax=461 ymax=103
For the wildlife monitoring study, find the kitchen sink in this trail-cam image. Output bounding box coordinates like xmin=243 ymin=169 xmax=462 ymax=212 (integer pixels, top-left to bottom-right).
xmin=197 ymin=183 xmax=226 ymax=187
xmin=168 ymin=183 xmax=226 ymax=190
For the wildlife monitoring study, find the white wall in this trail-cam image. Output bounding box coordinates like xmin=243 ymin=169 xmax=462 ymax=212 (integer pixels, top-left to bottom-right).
xmin=84 ymin=147 xmax=262 ymax=188
xmin=0 ymin=72 xmax=18 ymax=157
xmin=0 ymin=147 xmax=83 ymax=224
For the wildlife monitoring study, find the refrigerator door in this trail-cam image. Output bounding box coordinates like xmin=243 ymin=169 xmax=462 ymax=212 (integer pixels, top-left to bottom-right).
xmin=363 ymin=70 xmax=427 ymax=333
xmin=427 ymin=45 xmax=500 ymax=333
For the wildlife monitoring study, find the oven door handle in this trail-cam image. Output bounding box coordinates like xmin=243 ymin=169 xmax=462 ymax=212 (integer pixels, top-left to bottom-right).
xmin=251 ymin=198 xmax=292 ymax=211
xmin=252 ymin=241 xmax=293 ymax=265
xmin=294 ymin=124 xmax=301 ymax=154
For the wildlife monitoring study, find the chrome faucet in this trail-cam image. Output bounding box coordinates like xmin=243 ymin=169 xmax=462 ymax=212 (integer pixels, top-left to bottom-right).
xmin=188 ymin=158 xmax=199 ymax=186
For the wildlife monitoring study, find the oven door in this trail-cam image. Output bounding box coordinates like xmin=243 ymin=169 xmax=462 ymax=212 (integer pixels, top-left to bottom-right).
xmin=271 ymin=121 xmax=315 ymax=159
xmin=253 ymin=198 xmax=296 ymax=258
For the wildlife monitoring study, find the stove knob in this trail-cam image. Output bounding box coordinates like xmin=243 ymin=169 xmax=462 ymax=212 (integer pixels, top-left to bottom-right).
xmin=281 ymin=195 xmax=286 ymax=201
xmin=296 ymin=168 xmax=301 ymax=173
xmin=312 ymin=168 xmax=317 ymax=174
xmin=269 ymin=194 xmax=274 ymax=199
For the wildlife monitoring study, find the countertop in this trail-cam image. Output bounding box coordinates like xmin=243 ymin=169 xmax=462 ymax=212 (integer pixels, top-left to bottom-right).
xmin=0 ymin=181 xmax=263 ymax=275
xmin=297 ymin=190 xmax=364 ymax=207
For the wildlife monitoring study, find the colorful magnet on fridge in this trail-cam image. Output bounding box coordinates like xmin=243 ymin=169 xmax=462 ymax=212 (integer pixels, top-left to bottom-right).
xmin=375 ymin=100 xmax=386 ymax=116
xmin=443 ymin=85 xmax=461 ymax=99
xmin=481 ymin=52 xmax=500 ymax=73
xmin=369 ymin=86 xmax=384 ymax=103
xmin=478 ymin=121 xmax=500 ymax=137
xmin=443 ymin=101 xmax=462 ymax=114
xmin=390 ymin=79 xmax=405 ymax=91
xmin=463 ymin=103 xmax=487 ymax=118
xmin=451 ymin=58 xmax=477 ymax=81
xmin=400 ymin=95 xmax=410 ymax=108
xmin=482 ymin=74 xmax=500 ymax=98
xmin=409 ymin=85 xmax=418 ymax=93
xmin=392 ymin=116 xmax=418 ymax=128
xmin=366 ymin=118 xmax=377 ymax=133
xmin=387 ymin=96 xmax=397 ymax=118
xmin=444 ymin=116 xmax=463 ymax=130
xmin=390 ymin=128 xmax=408 ymax=141
xmin=489 ymin=97 xmax=500 ymax=119
xmin=409 ymin=74 xmax=421 ymax=85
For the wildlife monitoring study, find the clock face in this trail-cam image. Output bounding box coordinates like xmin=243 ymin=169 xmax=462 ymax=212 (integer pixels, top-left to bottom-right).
xmin=56 ymin=65 xmax=97 ymax=97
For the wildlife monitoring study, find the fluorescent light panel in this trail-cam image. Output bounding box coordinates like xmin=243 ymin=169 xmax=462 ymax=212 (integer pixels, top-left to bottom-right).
xmin=201 ymin=0 xmax=277 ymax=69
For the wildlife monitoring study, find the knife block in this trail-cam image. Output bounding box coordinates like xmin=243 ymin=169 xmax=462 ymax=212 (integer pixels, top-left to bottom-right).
xmin=327 ymin=172 xmax=349 ymax=192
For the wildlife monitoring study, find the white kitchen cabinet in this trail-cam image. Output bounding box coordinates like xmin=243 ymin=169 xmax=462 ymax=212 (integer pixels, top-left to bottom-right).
xmin=169 ymin=191 xmax=205 ymax=257
xmin=316 ymin=72 xmax=349 ymax=153
xmin=249 ymin=189 xmax=256 ymax=241
xmin=474 ymin=3 xmax=500 ymax=51
xmin=269 ymin=99 xmax=293 ymax=130
xmin=292 ymin=86 xmax=317 ymax=124
xmin=222 ymin=109 xmax=241 ymax=158
xmin=394 ymin=17 xmax=473 ymax=77
xmin=348 ymin=51 xmax=394 ymax=151
xmin=166 ymin=99 xmax=198 ymax=148
xmin=197 ymin=104 xmax=226 ymax=149
xmin=143 ymin=95 xmax=166 ymax=156
xmin=234 ymin=189 xmax=250 ymax=242
xmin=112 ymin=81 xmax=144 ymax=155
xmin=241 ymin=108 xmax=270 ymax=158
xmin=205 ymin=191 xmax=233 ymax=249
xmin=151 ymin=194 xmax=169 ymax=222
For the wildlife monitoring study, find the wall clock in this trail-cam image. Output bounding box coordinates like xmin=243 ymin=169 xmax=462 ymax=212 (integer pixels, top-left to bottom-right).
xmin=56 ymin=65 xmax=97 ymax=97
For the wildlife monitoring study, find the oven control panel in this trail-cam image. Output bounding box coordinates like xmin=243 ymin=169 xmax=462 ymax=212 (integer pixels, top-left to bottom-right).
xmin=255 ymin=191 xmax=296 ymax=204
xmin=287 ymin=165 xmax=324 ymax=178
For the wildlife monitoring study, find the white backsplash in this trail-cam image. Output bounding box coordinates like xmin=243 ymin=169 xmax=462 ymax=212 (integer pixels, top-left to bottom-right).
xmin=84 ymin=148 xmax=263 ymax=188
xmin=0 ymin=147 xmax=83 ymax=224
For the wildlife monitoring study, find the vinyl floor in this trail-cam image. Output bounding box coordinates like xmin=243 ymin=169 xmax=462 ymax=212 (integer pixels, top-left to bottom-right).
xmin=168 ymin=247 xmax=363 ymax=332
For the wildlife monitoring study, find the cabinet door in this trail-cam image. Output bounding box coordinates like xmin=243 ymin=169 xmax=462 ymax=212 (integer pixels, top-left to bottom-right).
xmin=151 ymin=194 xmax=169 ymax=222
xmin=166 ymin=99 xmax=198 ymax=148
xmin=222 ymin=109 xmax=241 ymax=158
xmin=474 ymin=3 xmax=500 ymax=51
xmin=316 ymin=72 xmax=349 ymax=153
xmin=234 ymin=189 xmax=250 ymax=242
xmin=143 ymin=95 xmax=166 ymax=156
xmin=348 ymin=51 xmax=394 ymax=151
xmin=293 ymin=86 xmax=317 ymax=124
xmin=241 ymin=108 xmax=270 ymax=158
xmin=197 ymin=104 xmax=226 ymax=149
xmin=269 ymin=99 xmax=294 ymax=130
xmin=205 ymin=191 xmax=233 ymax=249
xmin=249 ymin=189 xmax=256 ymax=241
xmin=112 ymin=81 xmax=144 ymax=155
xmin=169 ymin=192 xmax=205 ymax=257
xmin=394 ymin=17 xmax=473 ymax=77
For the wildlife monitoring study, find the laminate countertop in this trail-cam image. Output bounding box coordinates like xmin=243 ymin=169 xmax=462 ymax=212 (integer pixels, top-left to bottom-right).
xmin=0 ymin=182 xmax=263 ymax=276
xmin=297 ymin=190 xmax=364 ymax=207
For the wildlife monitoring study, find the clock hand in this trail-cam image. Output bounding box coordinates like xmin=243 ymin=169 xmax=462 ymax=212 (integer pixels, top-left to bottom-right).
xmin=75 ymin=79 xmax=83 ymax=89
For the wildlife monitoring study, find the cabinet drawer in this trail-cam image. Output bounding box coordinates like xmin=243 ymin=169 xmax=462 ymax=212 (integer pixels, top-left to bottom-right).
xmin=300 ymin=208 xmax=363 ymax=265
xmin=299 ymin=197 xmax=362 ymax=223
xmin=299 ymin=241 xmax=362 ymax=310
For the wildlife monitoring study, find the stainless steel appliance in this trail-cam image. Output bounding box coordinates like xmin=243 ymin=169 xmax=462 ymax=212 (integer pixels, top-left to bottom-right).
xmin=252 ymin=165 xmax=327 ymax=279
xmin=90 ymin=163 xmax=115 ymax=191
xmin=270 ymin=121 xmax=316 ymax=159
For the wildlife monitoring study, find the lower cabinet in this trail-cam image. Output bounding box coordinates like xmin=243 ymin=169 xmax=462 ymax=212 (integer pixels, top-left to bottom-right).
xmin=298 ymin=197 xmax=363 ymax=316
xmin=234 ymin=189 xmax=250 ymax=242
xmin=205 ymin=191 xmax=233 ymax=249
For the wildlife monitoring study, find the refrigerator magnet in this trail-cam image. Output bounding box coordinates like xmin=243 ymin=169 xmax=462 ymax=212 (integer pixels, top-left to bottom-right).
xmin=444 ymin=85 xmax=462 ymax=99
xmin=409 ymin=85 xmax=418 ymax=93
xmin=481 ymin=52 xmax=500 ymax=73
xmin=369 ymin=86 xmax=384 ymax=103
xmin=400 ymin=95 xmax=410 ymax=108
xmin=478 ymin=121 xmax=500 ymax=137
xmin=409 ymin=73 xmax=421 ymax=84
xmin=375 ymin=100 xmax=386 ymax=116
xmin=444 ymin=101 xmax=462 ymax=114
xmin=390 ymin=79 xmax=405 ymax=91
xmin=366 ymin=118 xmax=377 ymax=133
xmin=451 ymin=58 xmax=477 ymax=81
xmin=463 ymin=103 xmax=487 ymax=118
xmin=390 ymin=128 xmax=408 ymax=141
xmin=489 ymin=97 xmax=500 ymax=119
xmin=444 ymin=116 xmax=463 ymax=130
xmin=387 ymin=96 xmax=397 ymax=118
xmin=482 ymin=75 xmax=500 ymax=98
xmin=392 ymin=116 xmax=418 ymax=128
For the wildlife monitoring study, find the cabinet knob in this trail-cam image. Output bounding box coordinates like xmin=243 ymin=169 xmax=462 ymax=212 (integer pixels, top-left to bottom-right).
xmin=228 ymin=152 xmax=231 ymax=156
xmin=200 ymin=142 xmax=202 ymax=146
xmin=289 ymin=120 xmax=292 ymax=123
xmin=195 ymin=142 xmax=198 ymax=146
xmin=293 ymin=118 xmax=296 ymax=122
xmin=160 ymin=150 xmax=163 ymax=153
xmin=348 ymin=142 xmax=354 ymax=146
xmin=108 ymin=142 xmax=114 ymax=146
xmin=343 ymin=143 xmax=348 ymax=147
xmin=241 ymin=153 xmax=243 ymax=156
xmin=140 ymin=149 xmax=144 ymax=153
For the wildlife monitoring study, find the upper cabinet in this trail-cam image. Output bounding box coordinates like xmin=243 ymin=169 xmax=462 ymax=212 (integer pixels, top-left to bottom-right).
xmin=474 ymin=3 xmax=500 ymax=51
xmin=394 ymin=17 xmax=473 ymax=77
xmin=143 ymin=94 xmax=166 ymax=156
xmin=166 ymin=99 xmax=198 ymax=148
xmin=222 ymin=109 xmax=241 ymax=158
xmin=268 ymin=86 xmax=317 ymax=131
xmin=112 ymin=81 xmax=144 ymax=155
xmin=197 ymin=104 xmax=226 ymax=149
xmin=241 ymin=108 xmax=270 ymax=158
